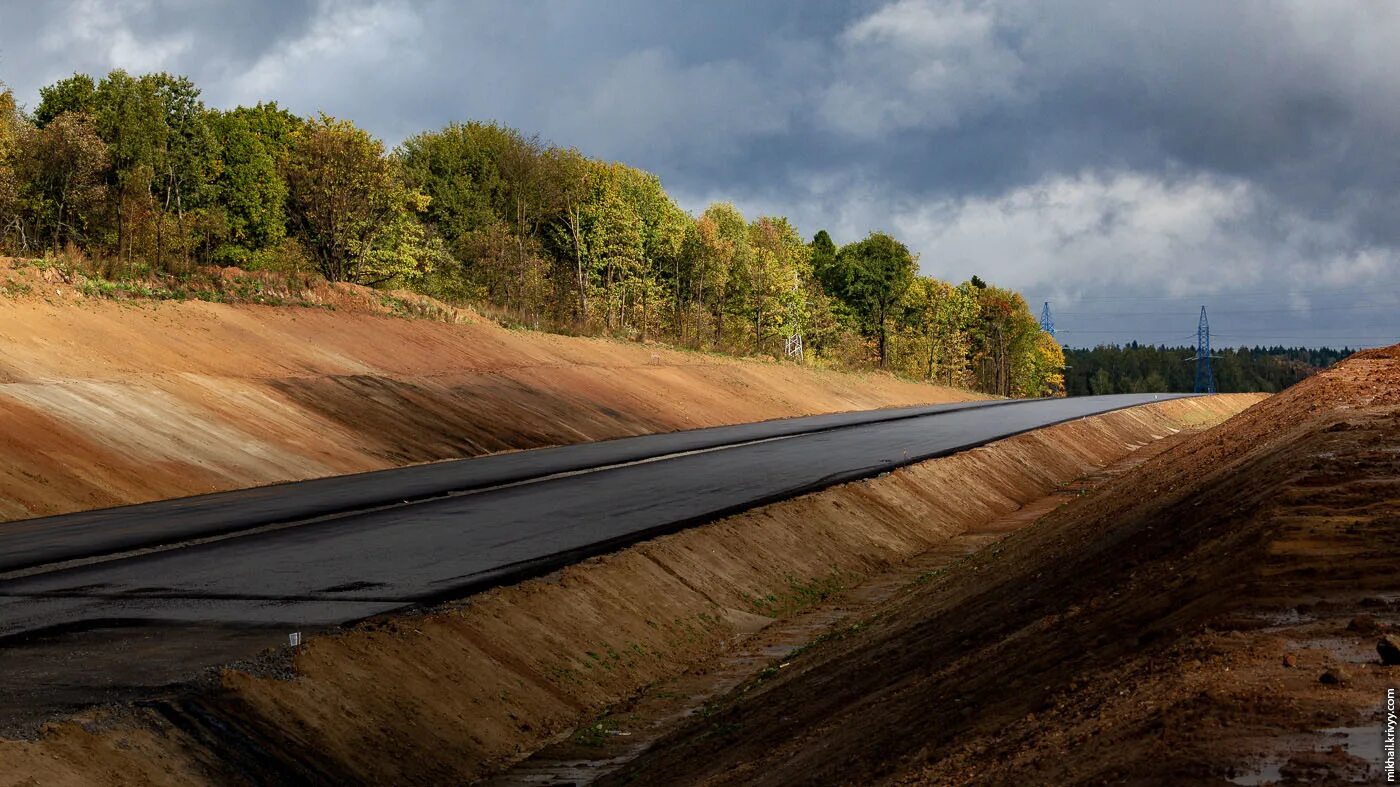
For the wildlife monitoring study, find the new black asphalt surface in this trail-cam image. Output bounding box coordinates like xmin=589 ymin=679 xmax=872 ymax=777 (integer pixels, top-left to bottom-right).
xmin=0 ymin=398 xmax=1006 ymax=575
xmin=0 ymin=393 xmax=1191 ymax=643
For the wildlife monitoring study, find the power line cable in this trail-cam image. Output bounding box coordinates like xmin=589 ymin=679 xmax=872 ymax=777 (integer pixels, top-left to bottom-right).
xmin=1057 ymin=302 xmax=1400 ymax=317
xmin=1028 ymin=280 xmax=1400 ymax=303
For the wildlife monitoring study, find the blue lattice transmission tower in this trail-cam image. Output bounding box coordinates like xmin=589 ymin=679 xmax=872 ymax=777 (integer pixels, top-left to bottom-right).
xmin=1039 ymin=301 xmax=1055 ymax=337
xmin=1193 ymin=305 xmax=1216 ymax=394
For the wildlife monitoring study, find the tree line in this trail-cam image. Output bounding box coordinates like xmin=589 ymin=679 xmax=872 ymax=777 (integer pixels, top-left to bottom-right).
xmin=1063 ymin=343 xmax=1353 ymax=395
xmin=0 ymin=70 xmax=1063 ymax=397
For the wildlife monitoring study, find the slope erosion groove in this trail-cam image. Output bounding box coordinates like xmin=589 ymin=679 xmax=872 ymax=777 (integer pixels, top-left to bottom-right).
xmin=0 ymin=259 xmax=979 ymax=522
xmin=608 ymin=348 xmax=1400 ymax=786
xmin=0 ymin=394 xmax=1259 ymax=786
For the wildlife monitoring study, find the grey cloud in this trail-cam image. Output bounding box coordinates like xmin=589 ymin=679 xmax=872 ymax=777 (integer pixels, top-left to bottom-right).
xmin=0 ymin=0 xmax=1397 ymax=346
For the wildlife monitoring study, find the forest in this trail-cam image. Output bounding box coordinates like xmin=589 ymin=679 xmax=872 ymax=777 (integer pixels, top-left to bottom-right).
xmin=0 ymin=70 xmax=1063 ymax=398
xmin=1063 ymin=344 xmax=1353 ymax=395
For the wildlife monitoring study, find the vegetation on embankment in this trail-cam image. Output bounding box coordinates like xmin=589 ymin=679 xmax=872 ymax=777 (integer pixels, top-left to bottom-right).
xmin=0 ymin=394 xmax=1261 ymax=786
xmin=0 ymin=255 xmax=983 ymax=522
xmin=0 ymin=70 xmax=1062 ymax=397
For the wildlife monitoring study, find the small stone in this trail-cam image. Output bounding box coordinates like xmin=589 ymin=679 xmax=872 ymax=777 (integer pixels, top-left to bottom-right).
xmin=1319 ymin=667 xmax=1350 ymax=685
xmin=1348 ymin=616 xmax=1380 ymax=634
xmin=1282 ymin=653 xmax=1298 ymax=669
xmin=1377 ymin=634 xmax=1400 ymax=665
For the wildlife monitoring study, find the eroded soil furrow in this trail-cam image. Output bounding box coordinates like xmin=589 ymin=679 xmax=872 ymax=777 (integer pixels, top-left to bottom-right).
xmin=489 ymin=433 xmax=1192 ymax=786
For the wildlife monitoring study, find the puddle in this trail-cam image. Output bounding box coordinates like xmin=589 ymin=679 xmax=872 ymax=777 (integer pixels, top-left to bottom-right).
xmin=1229 ymin=715 xmax=1386 ymax=785
xmin=1250 ymin=608 xmax=1315 ymax=628
xmin=1229 ymin=759 xmax=1283 ymax=786
xmin=1320 ymin=724 xmax=1385 ymax=770
xmin=1286 ymin=636 xmax=1376 ymax=664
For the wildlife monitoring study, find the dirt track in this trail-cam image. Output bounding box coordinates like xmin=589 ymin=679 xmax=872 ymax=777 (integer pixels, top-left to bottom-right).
xmin=610 ymin=347 xmax=1400 ymax=786
xmin=0 ymin=259 xmax=978 ymax=521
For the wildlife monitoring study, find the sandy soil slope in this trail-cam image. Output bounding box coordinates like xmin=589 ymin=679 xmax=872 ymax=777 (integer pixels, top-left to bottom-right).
xmin=0 ymin=394 xmax=1257 ymax=786
xmin=610 ymin=347 xmax=1400 ymax=786
xmin=0 ymin=259 xmax=978 ymax=521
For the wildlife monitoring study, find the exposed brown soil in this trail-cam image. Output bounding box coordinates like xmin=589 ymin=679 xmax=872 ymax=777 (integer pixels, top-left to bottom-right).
xmin=0 ymin=394 xmax=1257 ymax=786
xmin=608 ymin=347 xmax=1400 ymax=786
xmin=491 ymin=430 xmax=1199 ymax=786
xmin=0 ymin=257 xmax=979 ymax=522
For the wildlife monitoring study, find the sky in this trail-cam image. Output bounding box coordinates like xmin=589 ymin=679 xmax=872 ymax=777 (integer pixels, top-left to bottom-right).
xmin=1 ymin=0 xmax=1398 ymax=348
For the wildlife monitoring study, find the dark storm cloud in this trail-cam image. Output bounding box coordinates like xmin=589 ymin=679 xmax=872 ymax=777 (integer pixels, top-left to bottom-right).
xmin=1 ymin=0 xmax=1397 ymax=346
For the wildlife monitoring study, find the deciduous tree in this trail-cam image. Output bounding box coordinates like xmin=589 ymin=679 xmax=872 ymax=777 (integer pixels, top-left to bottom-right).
xmin=284 ymin=115 xmax=439 ymax=284
xmin=0 ymin=87 xmax=25 ymax=249
xmin=33 ymin=73 xmax=96 ymax=127
xmin=829 ymin=232 xmax=917 ymax=367
xmin=208 ymin=110 xmax=286 ymax=264
xmin=13 ymin=111 xmax=109 ymax=249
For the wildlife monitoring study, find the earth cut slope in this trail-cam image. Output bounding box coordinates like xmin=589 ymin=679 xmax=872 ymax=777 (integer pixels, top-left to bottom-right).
xmin=0 ymin=259 xmax=980 ymax=521
xmin=610 ymin=346 xmax=1399 ymax=786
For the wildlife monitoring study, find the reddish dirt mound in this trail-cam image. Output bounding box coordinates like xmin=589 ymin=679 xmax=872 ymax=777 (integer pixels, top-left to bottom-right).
xmin=610 ymin=348 xmax=1400 ymax=785
xmin=0 ymin=258 xmax=979 ymax=521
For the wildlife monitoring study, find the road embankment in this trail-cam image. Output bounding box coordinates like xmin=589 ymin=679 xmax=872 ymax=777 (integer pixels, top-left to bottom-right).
xmin=610 ymin=348 xmax=1400 ymax=786
xmin=0 ymin=259 xmax=981 ymax=522
xmin=0 ymin=393 xmax=1261 ymax=786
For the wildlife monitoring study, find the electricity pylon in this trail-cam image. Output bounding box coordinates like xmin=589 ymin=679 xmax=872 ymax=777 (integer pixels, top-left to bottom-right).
xmin=1039 ymin=301 xmax=1055 ymax=337
xmin=1193 ymin=306 xmax=1216 ymax=394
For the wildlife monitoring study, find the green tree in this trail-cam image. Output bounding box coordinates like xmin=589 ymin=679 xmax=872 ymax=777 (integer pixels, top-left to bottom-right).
xmin=0 ymin=87 xmax=25 ymax=249
xmin=33 ymin=73 xmax=96 ymax=127
xmin=223 ymin=102 xmax=300 ymax=155
xmin=398 ymin=122 xmax=523 ymax=309
xmin=1019 ymin=331 xmax=1066 ymax=397
xmin=678 ymin=210 xmax=728 ymax=346
xmin=616 ymin=164 xmax=688 ymax=338
xmin=13 ymin=111 xmax=109 ymax=249
xmin=89 ymin=69 xmax=164 ymax=257
xmin=967 ymin=284 xmax=1042 ymax=396
xmin=581 ymin=164 xmax=645 ymax=331
xmin=43 ymin=69 xmax=224 ymax=265
xmin=829 ymin=232 xmax=917 ymax=367
xmin=208 ymin=110 xmax=286 ymax=264
xmin=145 ymin=73 xmax=223 ymax=265
xmin=741 ymin=216 xmax=808 ymax=355
xmin=398 ymin=122 xmax=506 ymax=245
xmin=541 ymin=146 xmax=595 ymax=321
xmin=691 ymin=202 xmax=749 ymax=348
xmin=810 ymin=229 xmax=838 ymax=290
xmin=1089 ymin=368 xmax=1115 ymax=395
xmin=898 ymin=277 xmax=977 ymax=383
xmin=283 ymin=115 xmax=439 ymax=284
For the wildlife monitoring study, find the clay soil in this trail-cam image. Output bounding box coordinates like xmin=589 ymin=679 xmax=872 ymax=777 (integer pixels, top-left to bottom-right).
xmin=0 ymin=258 xmax=978 ymax=521
xmin=610 ymin=347 xmax=1400 ymax=786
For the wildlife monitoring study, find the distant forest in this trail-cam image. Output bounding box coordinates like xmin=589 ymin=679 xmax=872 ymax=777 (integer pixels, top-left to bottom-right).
xmin=1063 ymin=344 xmax=1354 ymax=395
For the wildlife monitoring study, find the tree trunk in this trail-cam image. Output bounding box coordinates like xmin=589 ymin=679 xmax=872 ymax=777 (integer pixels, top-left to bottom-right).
xmin=570 ymin=207 xmax=587 ymax=324
xmin=877 ymin=304 xmax=888 ymax=368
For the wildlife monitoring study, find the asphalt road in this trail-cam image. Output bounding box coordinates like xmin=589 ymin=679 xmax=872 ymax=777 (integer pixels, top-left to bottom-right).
xmin=0 ymin=398 xmax=1005 ymax=575
xmin=0 ymin=393 xmax=1190 ymax=643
